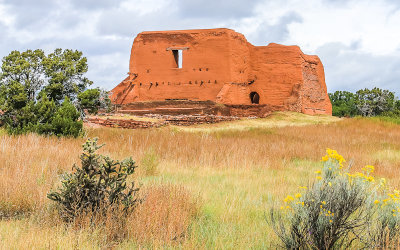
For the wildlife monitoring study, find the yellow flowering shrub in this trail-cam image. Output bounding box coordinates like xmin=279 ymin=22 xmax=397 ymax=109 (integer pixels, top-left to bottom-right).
xmin=369 ymin=181 xmax=400 ymax=247
xmin=321 ymin=148 xmax=345 ymax=167
xmin=269 ymin=149 xmax=400 ymax=249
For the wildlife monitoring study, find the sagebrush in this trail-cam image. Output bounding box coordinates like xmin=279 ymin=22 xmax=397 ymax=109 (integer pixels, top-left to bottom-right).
xmin=270 ymin=149 xmax=400 ymax=249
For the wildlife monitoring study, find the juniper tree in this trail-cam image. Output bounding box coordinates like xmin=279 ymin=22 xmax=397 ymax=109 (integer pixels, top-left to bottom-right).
xmin=0 ymin=48 xmax=101 ymax=136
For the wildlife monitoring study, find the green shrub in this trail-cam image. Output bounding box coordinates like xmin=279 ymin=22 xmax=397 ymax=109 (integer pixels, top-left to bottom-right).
xmin=2 ymin=95 xmax=83 ymax=137
xmin=50 ymin=97 xmax=83 ymax=137
xmin=78 ymin=88 xmax=101 ymax=114
xmin=47 ymin=138 xmax=140 ymax=222
xmin=270 ymin=149 xmax=400 ymax=249
xmin=77 ymin=88 xmax=112 ymax=115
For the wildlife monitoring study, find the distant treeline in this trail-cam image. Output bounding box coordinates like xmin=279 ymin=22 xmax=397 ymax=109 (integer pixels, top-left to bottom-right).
xmin=329 ymin=88 xmax=400 ymax=117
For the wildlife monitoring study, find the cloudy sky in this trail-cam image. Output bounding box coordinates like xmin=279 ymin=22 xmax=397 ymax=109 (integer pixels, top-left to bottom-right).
xmin=0 ymin=0 xmax=399 ymax=94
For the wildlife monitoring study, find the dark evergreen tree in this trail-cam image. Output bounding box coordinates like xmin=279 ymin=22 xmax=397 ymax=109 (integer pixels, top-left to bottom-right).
xmin=78 ymin=88 xmax=101 ymax=114
xmin=51 ymin=98 xmax=83 ymax=137
xmin=34 ymin=93 xmax=57 ymax=135
xmin=329 ymin=91 xmax=358 ymax=117
xmin=0 ymin=49 xmax=101 ymax=137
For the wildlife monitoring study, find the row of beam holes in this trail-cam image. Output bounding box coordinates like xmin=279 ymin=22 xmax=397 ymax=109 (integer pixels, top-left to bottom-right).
xmin=146 ymin=68 xmax=209 ymax=73
xmin=139 ymin=80 xmax=218 ymax=87
xmin=194 ymin=68 xmax=209 ymax=71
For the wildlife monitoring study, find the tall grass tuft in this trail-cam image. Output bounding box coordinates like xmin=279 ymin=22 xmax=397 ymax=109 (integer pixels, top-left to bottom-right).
xmin=140 ymin=147 xmax=160 ymax=176
xmin=127 ymin=184 xmax=200 ymax=245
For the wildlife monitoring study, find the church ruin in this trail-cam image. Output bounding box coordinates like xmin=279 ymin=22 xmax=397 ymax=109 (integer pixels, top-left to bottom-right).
xmin=111 ymin=28 xmax=332 ymax=116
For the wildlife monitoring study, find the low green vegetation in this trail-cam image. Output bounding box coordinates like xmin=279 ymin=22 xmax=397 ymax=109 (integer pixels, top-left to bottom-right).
xmin=366 ymin=115 xmax=400 ymax=125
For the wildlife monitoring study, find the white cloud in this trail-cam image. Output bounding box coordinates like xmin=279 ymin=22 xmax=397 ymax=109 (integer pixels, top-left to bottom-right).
xmin=287 ymin=0 xmax=400 ymax=56
xmin=120 ymin=0 xmax=171 ymax=15
xmin=0 ymin=3 xmax=14 ymax=26
xmin=0 ymin=0 xmax=399 ymax=94
xmin=232 ymin=0 xmax=400 ymax=56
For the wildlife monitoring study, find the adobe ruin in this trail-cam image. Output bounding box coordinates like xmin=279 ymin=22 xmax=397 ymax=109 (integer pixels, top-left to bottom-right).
xmin=111 ymin=28 xmax=332 ymax=116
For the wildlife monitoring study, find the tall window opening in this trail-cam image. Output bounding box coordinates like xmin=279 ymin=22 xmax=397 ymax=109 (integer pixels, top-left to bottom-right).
xmin=250 ymin=92 xmax=260 ymax=104
xmin=172 ymin=49 xmax=183 ymax=68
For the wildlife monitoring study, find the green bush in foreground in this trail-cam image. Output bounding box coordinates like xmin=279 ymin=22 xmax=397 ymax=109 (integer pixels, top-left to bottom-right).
xmin=270 ymin=149 xmax=400 ymax=249
xmin=47 ymin=138 xmax=140 ymax=222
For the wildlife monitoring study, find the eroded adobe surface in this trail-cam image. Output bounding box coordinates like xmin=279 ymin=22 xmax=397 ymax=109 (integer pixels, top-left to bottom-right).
xmin=111 ymin=28 xmax=332 ymax=116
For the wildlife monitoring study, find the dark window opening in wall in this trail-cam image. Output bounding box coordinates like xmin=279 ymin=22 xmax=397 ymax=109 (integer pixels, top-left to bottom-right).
xmin=250 ymin=92 xmax=260 ymax=104
xmin=172 ymin=50 xmax=183 ymax=68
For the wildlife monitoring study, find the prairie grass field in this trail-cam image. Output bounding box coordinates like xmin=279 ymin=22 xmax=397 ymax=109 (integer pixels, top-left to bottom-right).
xmin=1 ymin=112 xmax=400 ymax=249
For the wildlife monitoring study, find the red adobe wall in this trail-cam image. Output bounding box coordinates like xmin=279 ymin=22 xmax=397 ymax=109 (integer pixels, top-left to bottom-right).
xmin=111 ymin=28 xmax=332 ymax=115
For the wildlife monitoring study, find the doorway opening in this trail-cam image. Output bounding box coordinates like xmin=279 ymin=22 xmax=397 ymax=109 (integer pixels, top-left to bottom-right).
xmin=250 ymin=92 xmax=260 ymax=104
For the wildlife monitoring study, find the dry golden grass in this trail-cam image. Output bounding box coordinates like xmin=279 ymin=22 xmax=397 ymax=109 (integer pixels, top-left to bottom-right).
xmin=127 ymin=184 xmax=200 ymax=245
xmin=0 ymin=135 xmax=81 ymax=217
xmin=139 ymin=147 xmax=160 ymax=176
xmin=176 ymin=111 xmax=341 ymax=132
xmin=89 ymin=113 xmax=161 ymax=122
xmin=85 ymin=113 xmax=400 ymax=179
xmin=1 ymin=112 xmax=400 ymax=248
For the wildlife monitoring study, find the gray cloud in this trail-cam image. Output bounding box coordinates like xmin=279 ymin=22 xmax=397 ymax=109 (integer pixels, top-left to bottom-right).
xmin=324 ymin=0 xmax=400 ymax=12
xmin=0 ymin=0 xmax=399 ymax=94
xmin=322 ymin=0 xmax=350 ymax=5
xmin=176 ymin=0 xmax=260 ymax=19
xmin=0 ymin=28 xmax=16 ymax=57
xmin=0 ymin=21 xmax=6 ymax=33
xmin=96 ymin=3 xmax=220 ymax=37
xmin=317 ymin=42 xmax=400 ymax=95
xmin=24 ymin=35 xmax=130 ymax=56
xmin=251 ymin=12 xmax=303 ymax=45
xmin=68 ymin=0 xmax=124 ymax=10
xmin=2 ymin=0 xmax=60 ymax=29
xmin=86 ymin=53 xmax=130 ymax=90
xmin=96 ymin=8 xmax=148 ymax=37
xmin=386 ymin=0 xmax=400 ymax=7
